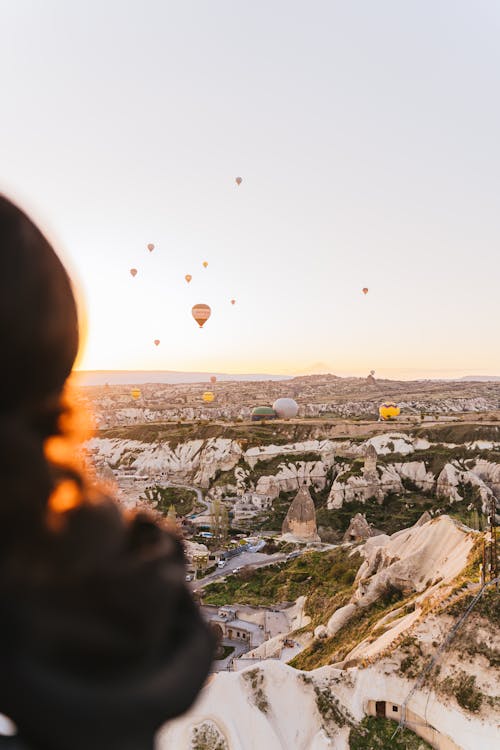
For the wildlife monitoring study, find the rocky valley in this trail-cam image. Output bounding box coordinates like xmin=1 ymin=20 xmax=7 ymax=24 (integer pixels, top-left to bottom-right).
xmin=79 ymin=375 xmax=500 ymax=749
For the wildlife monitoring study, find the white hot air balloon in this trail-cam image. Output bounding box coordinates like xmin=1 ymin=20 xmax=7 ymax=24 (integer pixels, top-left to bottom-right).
xmin=273 ymin=398 xmax=299 ymax=420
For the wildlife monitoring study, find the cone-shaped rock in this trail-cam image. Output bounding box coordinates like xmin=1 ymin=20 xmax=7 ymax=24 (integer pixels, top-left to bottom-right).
xmin=282 ymin=485 xmax=320 ymax=542
xmin=343 ymin=513 xmax=373 ymax=543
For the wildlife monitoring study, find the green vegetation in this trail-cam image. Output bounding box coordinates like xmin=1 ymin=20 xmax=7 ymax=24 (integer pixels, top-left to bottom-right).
xmin=211 ymin=465 xmax=241 ymax=487
xmin=440 ymin=671 xmax=483 ymax=713
xmin=375 ymin=444 xmax=500 ymax=475
xmin=256 ymin=490 xmax=295 ymax=531
xmin=349 ymin=716 xmax=432 ymax=749
xmin=398 ymin=635 xmax=425 ymax=679
xmin=139 ymin=485 xmax=200 ymax=516
xmin=214 ymin=644 xmax=234 ymax=661
xmin=203 ymin=547 xmax=361 ymax=627
xmin=446 ymin=586 xmax=500 ymax=626
xmin=414 ymin=423 xmax=500 ymax=445
xmin=242 ymin=669 xmax=268 ymax=713
xmin=311 ymin=684 xmax=354 ymax=737
xmin=290 ymin=584 xmax=406 ymax=671
xmin=248 ymin=451 xmax=324 ymax=478
xmin=316 ymin=493 xmax=434 ymax=538
xmin=100 ymin=421 xmax=336 ymax=448
xmin=335 ymin=460 xmax=365 ymax=482
xmin=210 ymin=498 xmax=230 ymax=546
xmin=445 ymin=487 xmax=485 ymax=530
xmin=191 ymin=722 xmax=228 ymax=750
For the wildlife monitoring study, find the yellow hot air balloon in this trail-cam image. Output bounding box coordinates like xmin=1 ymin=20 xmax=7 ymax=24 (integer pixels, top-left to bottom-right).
xmin=131 ymin=388 xmax=141 ymax=400
xmin=192 ymin=304 xmax=211 ymax=328
xmin=379 ymin=402 xmax=400 ymax=420
xmin=235 ymin=176 xmax=242 ymax=186
xmin=202 ymin=261 xmax=208 ymax=268
xmin=130 ymin=268 xmax=138 ymax=277
xmin=147 ymin=243 xmax=155 ymax=252
xmin=185 ymin=274 xmax=192 ymax=283
xmin=203 ymin=391 xmax=215 ymax=403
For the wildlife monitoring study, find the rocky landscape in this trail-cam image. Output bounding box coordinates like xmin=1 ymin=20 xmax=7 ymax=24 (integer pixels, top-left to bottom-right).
xmin=159 ymin=516 xmax=499 ymax=750
xmin=86 ymin=420 xmax=500 ymax=539
xmin=76 ymin=374 xmax=500 ymax=428
xmin=79 ymin=376 xmax=500 ymax=749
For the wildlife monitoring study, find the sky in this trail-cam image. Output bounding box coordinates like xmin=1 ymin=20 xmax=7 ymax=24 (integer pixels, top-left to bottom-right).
xmin=1 ymin=1 xmax=499 ymax=379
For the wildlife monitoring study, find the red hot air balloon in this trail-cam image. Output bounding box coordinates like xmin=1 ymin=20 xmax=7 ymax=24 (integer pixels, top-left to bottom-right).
xmin=210 ymin=376 xmax=217 ymax=384
xmin=154 ymin=339 xmax=160 ymax=347
xmin=235 ymin=177 xmax=242 ymax=186
xmin=192 ymin=304 xmax=211 ymax=328
xmin=147 ymin=243 xmax=155 ymax=252
xmin=230 ymin=299 xmax=236 ymax=305
xmin=362 ymin=287 xmax=369 ymax=295
xmin=130 ymin=268 xmax=138 ymax=277
xmin=185 ymin=274 xmax=192 ymax=283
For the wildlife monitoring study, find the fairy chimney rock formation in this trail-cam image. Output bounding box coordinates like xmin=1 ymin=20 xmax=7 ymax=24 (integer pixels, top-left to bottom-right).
xmin=343 ymin=513 xmax=373 ymax=543
xmin=363 ymin=444 xmax=378 ymax=476
xmin=282 ymin=485 xmax=320 ymax=542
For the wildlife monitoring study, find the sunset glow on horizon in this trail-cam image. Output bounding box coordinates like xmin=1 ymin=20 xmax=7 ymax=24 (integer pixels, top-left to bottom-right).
xmin=1 ymin=1 xmax=499 ymax=380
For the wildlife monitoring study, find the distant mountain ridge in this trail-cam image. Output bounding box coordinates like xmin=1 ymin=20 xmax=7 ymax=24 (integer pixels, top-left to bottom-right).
xmin=74 ymin=370 xmax=291 ymax=386
xmin=459 ymin=375 xmax=500 ymax=382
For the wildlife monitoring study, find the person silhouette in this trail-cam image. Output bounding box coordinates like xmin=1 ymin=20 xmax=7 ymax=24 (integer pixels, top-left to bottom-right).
xmin=0 ymin=195 xmax=213 ymax=750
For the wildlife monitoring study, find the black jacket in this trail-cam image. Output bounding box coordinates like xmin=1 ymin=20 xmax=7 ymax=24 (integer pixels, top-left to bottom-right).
xmin=0 ymin=502 xmax=213 ymax=750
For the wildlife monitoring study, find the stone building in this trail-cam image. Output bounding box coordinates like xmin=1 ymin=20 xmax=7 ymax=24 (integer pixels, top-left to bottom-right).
xmin=282 ymin=485 xmax=320 ymax=542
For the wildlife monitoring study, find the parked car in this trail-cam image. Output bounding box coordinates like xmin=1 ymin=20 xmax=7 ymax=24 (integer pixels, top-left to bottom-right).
xmin=217 ymin=560 xmax=226 ymax=568
xmin=185 ymin=574 xmax=193 ymax=582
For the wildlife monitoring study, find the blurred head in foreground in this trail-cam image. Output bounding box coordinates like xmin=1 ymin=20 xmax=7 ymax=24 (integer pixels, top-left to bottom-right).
xmin=0 ymin=195 xmax=213 ymax=750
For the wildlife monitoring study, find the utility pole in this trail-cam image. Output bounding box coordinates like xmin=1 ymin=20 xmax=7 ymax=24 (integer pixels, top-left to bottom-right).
xmin=485 ymin=494 xmax=498 ymax=586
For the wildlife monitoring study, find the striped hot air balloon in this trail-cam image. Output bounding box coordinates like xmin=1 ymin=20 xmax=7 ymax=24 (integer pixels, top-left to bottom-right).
xmin=192 ymin=304 xmax=211 ymax=328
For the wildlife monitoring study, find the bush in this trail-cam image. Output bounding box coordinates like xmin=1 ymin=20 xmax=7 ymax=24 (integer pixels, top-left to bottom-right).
xmin=440 ymin=671 xmax=483 ymax=713
xmin=349 ymin=716 xmax=432 ymax=749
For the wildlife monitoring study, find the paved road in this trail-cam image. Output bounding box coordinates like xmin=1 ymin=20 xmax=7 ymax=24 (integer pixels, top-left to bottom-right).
xmin=193 ymin=551 xmax=288 ymax=589
xmin=164 ymin=481 xmax=208 ymax=516
xmin=211 ymin=639 xmax=249 ymax=673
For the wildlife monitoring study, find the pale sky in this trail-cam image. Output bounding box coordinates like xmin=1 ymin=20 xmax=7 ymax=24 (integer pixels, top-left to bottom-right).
xmin=1 ymin=1 xmax=499 ymax=378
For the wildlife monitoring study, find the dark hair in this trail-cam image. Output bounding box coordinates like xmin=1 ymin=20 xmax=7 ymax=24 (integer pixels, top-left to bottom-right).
xmin=0 ymin=196 xmax=80 ymax=543
xmin=0 ymin=195 xmax=213 ymax=750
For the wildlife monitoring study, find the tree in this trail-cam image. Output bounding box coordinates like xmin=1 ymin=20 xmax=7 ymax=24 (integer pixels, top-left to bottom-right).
xmin=210 ymin=499 xmax=229 ymax=546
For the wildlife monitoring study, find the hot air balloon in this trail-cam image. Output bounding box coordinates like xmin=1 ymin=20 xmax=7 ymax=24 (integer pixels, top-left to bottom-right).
xmin=230 ymin=299 xmax=236 ymax=305
xmin=251 ymin=406 xmax=276 ymax=422
xmin=202 ymin=391 xmax=215 ymax=403
xmin=131 ymin=388 xmax=141 ymax=400
xmin=362 ymin=287 xmax=369 ymax=295
xmin=210 ymin=376 xmax=217 ymax=384
xmin=130 ymin=268 xmax=138 ymax=277
xmin=192 ymin=304 xmax=211 ymax=328
xmin=154 ymin=339 xmax=160 ymax=347
xmin=379 ymin=402 xmax=400 ymax=421
xmin=147 ymin=243 xmax=155 ymax=252
xmin=185 ymin=274 xmax=192 ymax=283
xmin=202 ymin=261 xmax=208 ymax=268
xmin=273 ymin=398 xmax=299 ymax=420
xmin=235 ymin=177 xmax=242 ymax=186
